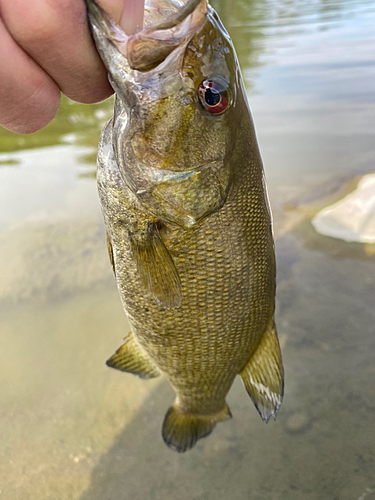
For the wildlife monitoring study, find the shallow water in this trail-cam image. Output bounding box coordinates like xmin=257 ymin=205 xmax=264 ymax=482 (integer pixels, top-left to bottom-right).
xmin=1 ymin=0 xmax=374 ymax=499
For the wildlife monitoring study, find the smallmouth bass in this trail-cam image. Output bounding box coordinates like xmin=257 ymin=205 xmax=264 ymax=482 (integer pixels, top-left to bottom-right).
xmin=86 ymin=0 xmax=284 ymax=452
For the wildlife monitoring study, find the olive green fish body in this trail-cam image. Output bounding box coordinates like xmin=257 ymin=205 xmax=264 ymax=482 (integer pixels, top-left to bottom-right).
xmin=88 ymin=0 xmax=283 ymax=452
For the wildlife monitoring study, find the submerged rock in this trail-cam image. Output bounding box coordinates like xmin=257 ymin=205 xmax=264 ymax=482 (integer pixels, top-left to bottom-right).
xmin=285 ymin=413 xmax=310 ymax=434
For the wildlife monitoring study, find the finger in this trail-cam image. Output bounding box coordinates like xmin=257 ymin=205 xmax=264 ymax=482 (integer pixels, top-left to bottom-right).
xmin=96 ymin=0 xmax=124 ymax=23
xmin=0 ymin=18 xmax=60 ymax=134
xmin=97 ymin=0 xmax=145 ymax=34
xmin=120 ymin=0 xmax=145 ymax=35
xmin=0 ymin=0 xmax=114 ymax=104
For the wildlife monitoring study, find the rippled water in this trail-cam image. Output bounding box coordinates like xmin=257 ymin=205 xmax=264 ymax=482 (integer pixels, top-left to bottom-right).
xmin=1 ymin=1 xmax=374 ymax=499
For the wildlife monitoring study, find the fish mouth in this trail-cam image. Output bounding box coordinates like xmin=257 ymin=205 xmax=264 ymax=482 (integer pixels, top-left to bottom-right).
xmin=86 ymin=0 xmax=208 ymax=72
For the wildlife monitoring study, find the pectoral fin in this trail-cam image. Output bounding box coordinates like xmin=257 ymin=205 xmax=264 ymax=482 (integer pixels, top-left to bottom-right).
xmin=106 ymin=332 xmax=160 ymax=379
xmin=106 ymin=232 xmax=116 ymax=276
xmin=240 ymin=320 xmax=284 ymax=423
xmin=129 ymin=222 xmax=182 ymax=309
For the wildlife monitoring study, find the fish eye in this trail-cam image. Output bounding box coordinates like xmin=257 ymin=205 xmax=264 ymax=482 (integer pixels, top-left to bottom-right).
xmin=198 ymin=79 xmax=229 ymax=115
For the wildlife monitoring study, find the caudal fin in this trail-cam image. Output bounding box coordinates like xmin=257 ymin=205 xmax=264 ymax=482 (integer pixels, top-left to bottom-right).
xmin=162 ymin=403 xmax=232 ymax=453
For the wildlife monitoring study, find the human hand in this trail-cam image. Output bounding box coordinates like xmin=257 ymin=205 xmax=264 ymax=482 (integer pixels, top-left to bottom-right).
xmin=0 ymin=0 xmax=143 ymax=134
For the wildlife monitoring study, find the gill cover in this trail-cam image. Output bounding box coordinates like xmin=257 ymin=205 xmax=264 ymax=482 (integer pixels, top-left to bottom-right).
xmin=86 ymin=0 xmax=238 ymax=228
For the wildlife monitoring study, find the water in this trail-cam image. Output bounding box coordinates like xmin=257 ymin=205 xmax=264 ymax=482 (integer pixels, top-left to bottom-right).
xmin=1 ymin=1 xmax=374 ymax=498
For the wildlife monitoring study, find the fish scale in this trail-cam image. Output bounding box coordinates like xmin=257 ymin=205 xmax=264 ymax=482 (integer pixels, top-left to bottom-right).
xmin=101 ymin=145 xmax=275 ymax=410
xmin=87 ymin=0 xmax=283 ymax=452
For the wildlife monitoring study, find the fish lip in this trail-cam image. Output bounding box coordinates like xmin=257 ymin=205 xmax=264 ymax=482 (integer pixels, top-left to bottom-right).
xmin=86 ymin=0 xmax=208 ymax=72
xmin=85 ymin=0 xmax=126 ymax=42
xmin=86 ymin=0 xmax=206 ymax=40
xmin=140 ymin=0 xmax=204 ymax=33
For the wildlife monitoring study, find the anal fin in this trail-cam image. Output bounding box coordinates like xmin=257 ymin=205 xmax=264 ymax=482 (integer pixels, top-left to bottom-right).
xmin=240 ymin=320 xmax=284 ymax=423
xmin=162 ymin=402 xmax=232 ymax=453
xmin=106 ymin=332 xmax=160 ymax=379
xmin=129 ymin=222 xmax=181 ymax=309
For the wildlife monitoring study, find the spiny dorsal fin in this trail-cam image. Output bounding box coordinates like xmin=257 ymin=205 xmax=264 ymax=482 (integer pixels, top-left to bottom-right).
xmin=239 ymin=320 xmax=284 ymax=423
xmin=106 ymin=332 xmax=160 ymax=379
xmin=162 ymin=402 xmax=232 ymax=453
xmin=129 ymin=222 xmax=182 ymax=309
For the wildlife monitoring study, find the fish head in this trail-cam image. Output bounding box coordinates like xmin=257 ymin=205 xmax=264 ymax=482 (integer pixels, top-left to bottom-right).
xmin=87 ymin=0 xmax=244 ymax=228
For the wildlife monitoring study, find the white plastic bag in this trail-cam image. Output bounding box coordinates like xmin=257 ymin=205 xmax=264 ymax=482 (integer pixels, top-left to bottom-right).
xmin=312 ymin=174 xmax=375 ymax=243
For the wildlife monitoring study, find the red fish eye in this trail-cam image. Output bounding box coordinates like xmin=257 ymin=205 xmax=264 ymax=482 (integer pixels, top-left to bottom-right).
xmin=198 ymin=79 xmax=229 ymax=114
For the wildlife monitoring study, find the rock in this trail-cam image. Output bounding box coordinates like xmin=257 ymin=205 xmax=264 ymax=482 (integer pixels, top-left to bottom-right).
xmin=285 ymin=413 xmax=310 ymax=434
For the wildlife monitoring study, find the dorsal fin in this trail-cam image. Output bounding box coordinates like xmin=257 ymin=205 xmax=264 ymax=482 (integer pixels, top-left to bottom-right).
xmin=239 ymin=320 xmax=284 ymax=422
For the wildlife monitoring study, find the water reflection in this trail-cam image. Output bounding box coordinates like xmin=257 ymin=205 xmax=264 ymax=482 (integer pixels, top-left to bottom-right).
xmin=212 ymin=0 xmax=267 ymax=81
xmin=0 ymin=95 xmax=113 ymax=156
xmin=0 ymin=0 xmax=375 ymax=499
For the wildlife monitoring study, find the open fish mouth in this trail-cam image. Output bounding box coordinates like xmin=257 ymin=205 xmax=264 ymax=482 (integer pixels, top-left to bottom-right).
xmin=86 ymin=0 xmax=208 ymax=71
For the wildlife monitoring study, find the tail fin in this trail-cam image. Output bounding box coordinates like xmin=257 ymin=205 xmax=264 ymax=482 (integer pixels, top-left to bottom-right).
xmin=162 ymin=402 xmax=232 ymax=453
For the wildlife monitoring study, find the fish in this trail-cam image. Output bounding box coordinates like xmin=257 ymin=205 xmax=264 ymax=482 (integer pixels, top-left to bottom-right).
xmin=86 ymin=0 xmax=284 ymax=452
